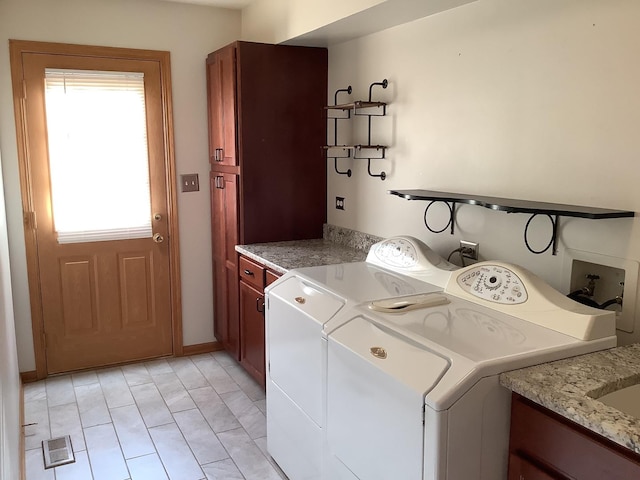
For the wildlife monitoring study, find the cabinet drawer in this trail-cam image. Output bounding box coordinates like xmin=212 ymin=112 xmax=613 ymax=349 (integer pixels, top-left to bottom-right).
xmin=239 ymin=256 xmax=265 ymax=290
xmin=266 ymin=270 xmax=281 ymax=287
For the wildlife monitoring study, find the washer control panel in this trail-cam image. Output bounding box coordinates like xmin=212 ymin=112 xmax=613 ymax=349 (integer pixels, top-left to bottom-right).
xmin=456 ymin=264 xmax=528 ymax=304
xmin=372 ymin=237 xmax=419 ymax=268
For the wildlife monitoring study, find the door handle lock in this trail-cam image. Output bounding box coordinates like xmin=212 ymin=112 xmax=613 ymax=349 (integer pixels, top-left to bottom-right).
xmin=154 ymin=213 xmax=162 ymax=221
xmin=153 ymin=233 xmax=164 ymax=243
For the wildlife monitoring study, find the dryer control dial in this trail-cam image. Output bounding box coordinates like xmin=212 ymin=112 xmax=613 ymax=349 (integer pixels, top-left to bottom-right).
xmin=457 ymin=265 xmax=528 ymax=304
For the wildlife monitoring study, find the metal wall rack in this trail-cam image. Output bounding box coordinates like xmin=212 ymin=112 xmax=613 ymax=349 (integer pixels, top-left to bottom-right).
xmin=389 ymin=189 xmax=635 ymax=256
xmin=324 ymin=79 xmax=389 ymax=180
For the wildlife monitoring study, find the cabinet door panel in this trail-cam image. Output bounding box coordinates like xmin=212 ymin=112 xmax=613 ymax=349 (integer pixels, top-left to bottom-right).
xmin=508 ymin=453 xmax=557 ymax=480
xmin=207 ymin=46 xmax=237 ymax=166
xmin=211 ymin=172 xmax=239 ymax=357
xmin=239 ymin=281 xmax=265 ymax=386
xmin=509 ymin=394 xmax=640 ymax=480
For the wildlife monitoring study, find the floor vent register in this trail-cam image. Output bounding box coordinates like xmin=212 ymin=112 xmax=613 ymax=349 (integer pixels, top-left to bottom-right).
xmin=42 ymin=435 xmax=75 ymax=469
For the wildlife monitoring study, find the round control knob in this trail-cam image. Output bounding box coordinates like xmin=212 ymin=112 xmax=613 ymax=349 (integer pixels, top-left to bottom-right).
xmin=483 ymin=275 xmax=502 ymax=290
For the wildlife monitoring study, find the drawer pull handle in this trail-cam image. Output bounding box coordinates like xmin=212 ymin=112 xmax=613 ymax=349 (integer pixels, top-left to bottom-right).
xmin=256 ymin=297 xmax=265 ymax=314
xmin=244 ymin=269 xmax=254 ymax=276
xmin=295 ymin=296 xmax=306 ymax=304
xmin=370 ymin=347 xmax=387 ymax=359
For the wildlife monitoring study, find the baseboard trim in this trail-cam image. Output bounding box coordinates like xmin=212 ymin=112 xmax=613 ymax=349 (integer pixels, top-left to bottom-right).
xmin=20 ymin=371 xmax=37 ymax=383
xmin=181 ymin=341 xmax=223 ymax=356
xmin=20 ymin=381 xmax=25 ymax=480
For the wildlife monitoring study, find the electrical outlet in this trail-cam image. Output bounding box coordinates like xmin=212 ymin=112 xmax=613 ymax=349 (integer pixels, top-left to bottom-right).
xmin=336 ymin=197 xmax=345 ymax=210
xmin=460 ymin=240 xmax=479 ymax=260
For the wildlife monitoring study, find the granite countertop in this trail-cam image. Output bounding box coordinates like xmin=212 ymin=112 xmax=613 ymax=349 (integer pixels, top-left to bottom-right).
xmin=235 ymin=239 xmax=369 ymax=274
xmin=235 ymin=225 xmax=381 ymax=274
xmin=500 ymin=343 xmax=640 ymax=454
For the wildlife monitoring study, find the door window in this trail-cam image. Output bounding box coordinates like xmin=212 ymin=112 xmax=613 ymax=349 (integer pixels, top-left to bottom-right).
xmin=44 ymin=69 xmax=152 ymax=243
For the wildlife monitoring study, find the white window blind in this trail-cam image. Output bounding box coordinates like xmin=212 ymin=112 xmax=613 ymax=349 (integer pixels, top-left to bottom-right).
xmin=44 ymin=69 xmax=153 ymax=244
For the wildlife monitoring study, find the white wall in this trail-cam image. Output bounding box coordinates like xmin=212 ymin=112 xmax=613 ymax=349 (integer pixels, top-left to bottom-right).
xmin=326 ymin=0 xmax=640 ymax=344
xmin=0 ymin=152 xmax=20 ymax=480
xmin=0 ymin=0 xmax=241 ymax=371
xmin=241 ymin=0 xmax=385 ymax=44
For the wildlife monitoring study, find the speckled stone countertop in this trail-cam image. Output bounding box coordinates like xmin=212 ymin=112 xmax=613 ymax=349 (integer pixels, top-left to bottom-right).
xmin=235 ymin=225 xmax=382 ymax=274
xmin=500 ymin=344 xmax=640 ymax=455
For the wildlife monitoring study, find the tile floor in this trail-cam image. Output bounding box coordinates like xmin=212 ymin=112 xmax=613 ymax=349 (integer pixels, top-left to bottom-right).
xmin=23 ymin=351 xmax=288 ymax=480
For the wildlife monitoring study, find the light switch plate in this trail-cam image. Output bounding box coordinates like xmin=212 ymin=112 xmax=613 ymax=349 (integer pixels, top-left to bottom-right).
xmin=181 ymin=174 xmax=199 ymax=192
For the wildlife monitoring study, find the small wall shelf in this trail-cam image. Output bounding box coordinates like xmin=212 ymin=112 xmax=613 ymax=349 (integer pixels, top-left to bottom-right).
xmin=324 ymin=80 xmax=389 ymax=180
xmin=389 ymin=189 xmax=635 ymax=255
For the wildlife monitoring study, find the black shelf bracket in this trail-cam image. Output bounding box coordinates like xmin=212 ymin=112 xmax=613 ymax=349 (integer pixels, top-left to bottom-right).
xmin=327 ymin=86 xmax=353 ymax=177
xmin=324 ymin=80 xmax=389 ymax=180
xmin=523 ymin=213 xmax=559 ymax=255
xmin=364 ymin=80 xmax=387 ymax=180
xmin=424 ymin=200 xmax=456 ymax=234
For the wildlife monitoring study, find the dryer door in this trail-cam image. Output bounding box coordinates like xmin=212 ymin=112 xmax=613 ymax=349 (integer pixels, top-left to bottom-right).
xmin=327 ymin=316 xmax=450 ymax=480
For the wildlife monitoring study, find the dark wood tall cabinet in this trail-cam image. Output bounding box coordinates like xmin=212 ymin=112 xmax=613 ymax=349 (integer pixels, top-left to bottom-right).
xmin=207 ymin=41 xmax=328 ymax=362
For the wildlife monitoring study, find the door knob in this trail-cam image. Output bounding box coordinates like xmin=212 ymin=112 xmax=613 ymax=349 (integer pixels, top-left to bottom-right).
xmin=153 ymin=233 xmax=164 ymax=243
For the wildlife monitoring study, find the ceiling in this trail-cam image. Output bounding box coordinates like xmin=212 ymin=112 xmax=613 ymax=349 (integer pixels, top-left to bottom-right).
xmin=160 ymin=0 xmax=255 ymax=9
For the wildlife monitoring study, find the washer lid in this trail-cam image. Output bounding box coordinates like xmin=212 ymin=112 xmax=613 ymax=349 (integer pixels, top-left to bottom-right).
xmin=328 ymin=315 xmax=450 ymax=396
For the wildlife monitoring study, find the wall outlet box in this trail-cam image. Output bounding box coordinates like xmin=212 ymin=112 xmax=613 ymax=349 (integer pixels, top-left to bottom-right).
xmin=336 ymin=197 xmax=345 ymax=210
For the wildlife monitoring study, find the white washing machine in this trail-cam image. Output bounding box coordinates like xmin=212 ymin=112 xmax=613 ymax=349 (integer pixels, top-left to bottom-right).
xmin=324 ymin=262 xmax=617 ymax=480
xmin=265 ymin=236 xmax=458 ymax=480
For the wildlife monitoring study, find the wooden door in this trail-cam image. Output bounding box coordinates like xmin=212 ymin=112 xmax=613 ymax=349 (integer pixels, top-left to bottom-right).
xmin=207 ymin=45 xmax=237 ymax=166
xmin=210 ymin=172 xmax=239 ymax=357
xmin=10 ymin=42 xmax=181 ymax=376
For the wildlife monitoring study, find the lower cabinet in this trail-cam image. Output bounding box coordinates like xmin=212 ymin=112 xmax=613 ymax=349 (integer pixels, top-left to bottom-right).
xmin=238 ymin=255 xmax=281 ymax=387
xmin=508 ymin=393 xmax=640 ymax=480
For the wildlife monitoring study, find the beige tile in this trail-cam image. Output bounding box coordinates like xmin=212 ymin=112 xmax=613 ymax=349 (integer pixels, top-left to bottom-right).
xmin=98 ymin=368 xmax=135 ymax=408
xmin=254 ymin=437 xmax=288 ymax=479
xmin=75 ymin=383 xmax=110 ymax=428
xmin=24 ymin=398 xmax=51 ymax=451
xmin=145 ymin=358 xmax=173 ymax=376
xmin=220 ymin=390 xmax=266 ymax=440
xmin=110 ymin=404 xmax=155 ymax=459
xmin=23 ymin=381 xmax=47 ymax=402
xmin=192 ymin=355 xmax=240 ymax=395
xmin=148 ymin=423 xmax=204 ymax=480
xmin=49 ymin=402 xmax=86 ymax=452
xmin=24 ymin=354 xmax=282 ymax=480
xmin=71 ymin=371 xmax=99 ymax=387
xmin=173 ymin=408 xmax=229 ymax=465
xmin=211 ymin=351 xmax=236 ymax=367
xmin=25 ymin=446 xmax=55 ymax=480
xmin=122 ymin=363 xmax=153 ymax=387
xmin=218 ymin=428 xmax=283 ymax=480
xmin=254 ymin=399 xmax=266 ymax=414
xmin=127 ymin=453 xmax=169 ymax=480
xmin=222 ymin=364 xmax=265 ymax=402
xmin=168 ymin=357 xmax=209 ymax=390
xmin=189 ymin=386 xmax=241 ymax=433
xmin=130 ymin=383 xmax=173 ymax=428
xmin=201 ymin=458 xmax=244 ymax=480
xmin=84 ymin=423 xmax=129 ymax=480
xmin=54 ymin=450 xmax=93 ymax=480
xmin=152 ymin=372 xmax=196 ymax=413
xmin=46 ymin=375 xmax=76 ymax=407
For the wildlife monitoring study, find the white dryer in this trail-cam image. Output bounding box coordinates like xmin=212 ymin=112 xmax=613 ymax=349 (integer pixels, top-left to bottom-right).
xmin=265 ymin=237 xmax=458 ymax=480
xmin=324 ymin=262 xmax=617 ymax=480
